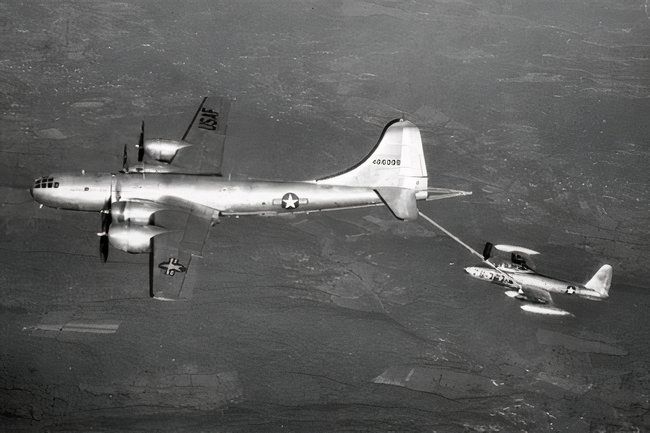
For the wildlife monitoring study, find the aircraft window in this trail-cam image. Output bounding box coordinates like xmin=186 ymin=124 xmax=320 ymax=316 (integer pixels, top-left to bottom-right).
xmin=84 ymin=187 xmax=89 ymax=191
xmin=54 ymin=182 xmax=59 ymax=188
xmin=47 ymin=182 xmax=53 ymax=188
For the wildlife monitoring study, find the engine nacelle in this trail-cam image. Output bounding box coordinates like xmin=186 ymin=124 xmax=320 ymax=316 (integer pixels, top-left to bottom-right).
xmin=108 ymin=223 xmax=168 ymax=254
xmin=143 ymin=139 xmax=191 ymax=163
xmin=112 ymin=201 xmax=166 ymax=225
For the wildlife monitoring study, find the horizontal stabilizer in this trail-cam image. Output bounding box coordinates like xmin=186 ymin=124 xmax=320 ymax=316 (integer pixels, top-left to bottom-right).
xmin=375 ymin=187 xmax=418 ymax=221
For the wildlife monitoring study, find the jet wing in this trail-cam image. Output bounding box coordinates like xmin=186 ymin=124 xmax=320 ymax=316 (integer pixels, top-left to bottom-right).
xmin=518 ymin=286 xmax=553 ymax=304
xmin=149 ymin=205 xmax=215 ymax=300
xmin=169 ymin=96 xmax=231 ymax=174
xmin=516 ymin=287 xmax=573 ymax=315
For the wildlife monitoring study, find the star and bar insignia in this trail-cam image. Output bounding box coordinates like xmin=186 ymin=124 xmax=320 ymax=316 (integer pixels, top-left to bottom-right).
xmin=158 ymin=257 xmax=187 ymax=276
xmin=281 ymin=192 xmax=299 ymax=209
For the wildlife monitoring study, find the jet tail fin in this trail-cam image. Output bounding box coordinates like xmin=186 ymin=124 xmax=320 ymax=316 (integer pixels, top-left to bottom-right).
xmin=375 ymin=187 xmax=417 ymax=221
xmin=584 ymin=264 xmax=612 ymax=297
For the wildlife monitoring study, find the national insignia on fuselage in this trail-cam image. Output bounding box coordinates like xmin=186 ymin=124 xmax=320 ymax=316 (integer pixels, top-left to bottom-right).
xmin=281 ymin=192 xmax=299 ymax=209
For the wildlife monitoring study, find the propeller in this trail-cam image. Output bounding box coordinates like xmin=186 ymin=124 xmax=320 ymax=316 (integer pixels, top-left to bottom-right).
xmin=122 ymin=144 xmax=129 ymax=170
xmin=99 ymin=201 xmax=112 ymax=262
xmin=137 ymin=121 xmax=145 ymax=162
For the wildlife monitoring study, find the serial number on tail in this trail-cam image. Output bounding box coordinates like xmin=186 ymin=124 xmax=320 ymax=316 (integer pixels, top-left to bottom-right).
xmin=372 ymin=158 xmax=400 ymax=166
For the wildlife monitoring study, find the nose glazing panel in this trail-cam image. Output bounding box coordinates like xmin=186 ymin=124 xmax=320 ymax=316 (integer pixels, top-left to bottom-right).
xmin=33 ymin=177 xmax=59 ymax=189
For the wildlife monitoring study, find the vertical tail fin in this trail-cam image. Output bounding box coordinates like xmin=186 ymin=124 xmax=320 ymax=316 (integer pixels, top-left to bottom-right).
xmin=317 ymin=119 xmax=428 ymax=191
xmin=584 ymin=264 xmax=613 ymax=297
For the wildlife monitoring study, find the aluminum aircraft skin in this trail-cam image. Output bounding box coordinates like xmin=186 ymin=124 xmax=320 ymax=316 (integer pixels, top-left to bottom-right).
xmin=30 ymin=97 xmax=470 ymax=299
xmin=464 ymin=242 xmax=613 ymax=316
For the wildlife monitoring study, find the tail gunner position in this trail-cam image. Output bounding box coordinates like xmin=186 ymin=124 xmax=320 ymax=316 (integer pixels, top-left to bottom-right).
xmin=31 ymin=97 xmax=470 ymax=299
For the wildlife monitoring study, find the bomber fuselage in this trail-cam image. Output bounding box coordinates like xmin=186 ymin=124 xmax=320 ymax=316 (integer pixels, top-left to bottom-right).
xmin=30 ymin=171 xmax=428 ymax=216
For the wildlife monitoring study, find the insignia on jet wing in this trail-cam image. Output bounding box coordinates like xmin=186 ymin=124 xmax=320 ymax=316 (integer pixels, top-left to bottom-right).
xmin=159 ymin=257 xmax=187 ymax=276
xmin=281 ymin=192 xmax=299 ymax=210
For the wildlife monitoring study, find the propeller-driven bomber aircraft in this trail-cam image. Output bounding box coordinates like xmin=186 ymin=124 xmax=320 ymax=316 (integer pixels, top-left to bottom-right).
xmin=31 ymin=97 xmax=470 ymax=299
xmin=464 ymin=242 xmax=612 ymax=315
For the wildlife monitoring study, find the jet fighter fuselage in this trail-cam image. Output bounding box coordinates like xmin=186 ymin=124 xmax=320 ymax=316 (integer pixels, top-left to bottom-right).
xmin=464 ymin=264 xmax=607 ymax=300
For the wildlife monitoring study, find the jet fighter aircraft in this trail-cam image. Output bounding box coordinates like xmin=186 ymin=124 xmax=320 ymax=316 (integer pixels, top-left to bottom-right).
xmin=31 ymin=97 xmax=470 ymax=299
xmin=464 ymin=242 xmax=612 ymax=315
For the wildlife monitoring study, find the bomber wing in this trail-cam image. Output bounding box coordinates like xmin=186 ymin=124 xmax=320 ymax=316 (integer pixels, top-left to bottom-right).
xmin=149 ymin=202 xmax=216 ymax=300
xmin=168 ymin=96 xmax=231 ymax=174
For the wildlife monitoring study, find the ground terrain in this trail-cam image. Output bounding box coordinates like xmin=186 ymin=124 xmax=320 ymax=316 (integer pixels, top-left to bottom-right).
xmin=0 ymin=1 xmax=648 ymax=431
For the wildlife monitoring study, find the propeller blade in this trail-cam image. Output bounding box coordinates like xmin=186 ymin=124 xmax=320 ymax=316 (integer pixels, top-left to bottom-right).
xmin=101 ymin=213 xmax=110 ymax=233
xmin=122 ymin=144 xmax=129 ymax=171
xmin=99 ymin=202 xmax=112 ymax=262
xmin=100 ymin=234 xmax=109 ymax=262
xmin=137 ymin=121 xmax=145 ymax=162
